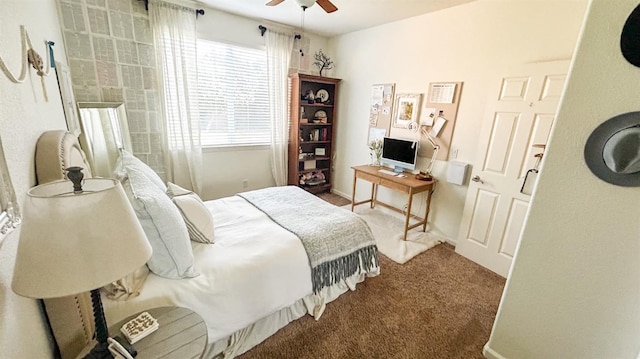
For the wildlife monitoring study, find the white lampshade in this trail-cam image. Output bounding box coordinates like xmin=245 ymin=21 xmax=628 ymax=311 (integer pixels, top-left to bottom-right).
xmin=12 ymin=178 xmax=152 ymax=299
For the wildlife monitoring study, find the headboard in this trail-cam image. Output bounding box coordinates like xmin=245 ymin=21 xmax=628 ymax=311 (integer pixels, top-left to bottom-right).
xmin=35 ymin=130 xmax=96 ymax=359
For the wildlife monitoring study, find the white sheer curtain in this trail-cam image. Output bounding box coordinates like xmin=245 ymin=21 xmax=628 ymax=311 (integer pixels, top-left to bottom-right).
xmin=149 ymin=0 xmax=202 ymax=194
xmin=265 ymin=30 xmax=295 ymax=186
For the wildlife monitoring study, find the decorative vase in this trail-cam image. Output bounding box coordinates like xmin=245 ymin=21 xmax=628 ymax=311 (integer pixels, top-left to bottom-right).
xmin=370 ymin=151 xmax=382 ymax=166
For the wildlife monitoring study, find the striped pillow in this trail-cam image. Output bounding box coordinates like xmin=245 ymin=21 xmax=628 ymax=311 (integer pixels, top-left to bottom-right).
xmin=167 ymin=183 xmax=215 ymax=244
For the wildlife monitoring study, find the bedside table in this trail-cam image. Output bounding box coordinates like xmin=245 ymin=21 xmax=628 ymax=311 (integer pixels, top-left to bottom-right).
xmin=77 ymin=306 xmax=207 ymax=359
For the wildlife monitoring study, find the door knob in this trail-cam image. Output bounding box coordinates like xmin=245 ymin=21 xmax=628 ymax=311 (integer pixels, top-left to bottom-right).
xmin=471 ymin=175 xmax=484 ymax=184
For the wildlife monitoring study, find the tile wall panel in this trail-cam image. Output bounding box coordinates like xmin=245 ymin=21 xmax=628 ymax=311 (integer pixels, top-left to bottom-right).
xmin=57 ymin=0 xmax=165 ymax=178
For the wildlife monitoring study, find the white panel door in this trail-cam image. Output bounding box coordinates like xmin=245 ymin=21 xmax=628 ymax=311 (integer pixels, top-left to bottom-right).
xmin=455 ymin=60 xmax=569 ymax=277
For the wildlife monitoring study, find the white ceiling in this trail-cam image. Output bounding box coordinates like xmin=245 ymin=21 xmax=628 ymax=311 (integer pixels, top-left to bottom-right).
xmin=197 ymin=0 xmax=477 ymax=37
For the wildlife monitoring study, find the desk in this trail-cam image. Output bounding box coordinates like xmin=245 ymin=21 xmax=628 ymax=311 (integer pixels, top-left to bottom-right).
xmin=351 ymin=165 xmax=436 ymax=241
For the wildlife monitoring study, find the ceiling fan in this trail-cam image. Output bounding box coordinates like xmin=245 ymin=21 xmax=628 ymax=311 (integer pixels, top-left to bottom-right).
xmin=266 ymin=0 xmax=338 ymax=13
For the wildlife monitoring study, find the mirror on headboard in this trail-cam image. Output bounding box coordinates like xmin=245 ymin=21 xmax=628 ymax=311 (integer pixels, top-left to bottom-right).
xmin=77 ymin=102 xmax=132 ymax=178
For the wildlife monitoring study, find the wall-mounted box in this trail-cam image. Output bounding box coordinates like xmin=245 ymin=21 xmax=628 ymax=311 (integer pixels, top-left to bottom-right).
xmin=447 ymin=161 xmax=469 ymax=185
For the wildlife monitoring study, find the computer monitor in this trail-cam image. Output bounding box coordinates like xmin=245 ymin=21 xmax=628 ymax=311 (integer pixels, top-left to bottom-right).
xmin=381 ymin=137 xmax=418 ymax=173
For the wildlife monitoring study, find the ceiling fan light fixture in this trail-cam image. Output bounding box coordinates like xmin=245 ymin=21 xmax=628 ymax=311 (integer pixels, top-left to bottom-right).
xmin=296 ymin=0 xmax=316 ymax=9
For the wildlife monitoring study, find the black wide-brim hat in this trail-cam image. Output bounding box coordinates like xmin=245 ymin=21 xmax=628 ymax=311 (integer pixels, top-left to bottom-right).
xmin=584 ymin=111 xmax=640 ymax=186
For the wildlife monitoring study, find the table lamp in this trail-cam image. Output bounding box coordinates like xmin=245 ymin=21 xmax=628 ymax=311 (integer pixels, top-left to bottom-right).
xmin=12 ymin=167 xmax=152 ymax=358
xmin=421 ymin=126 xmax=440 ymax=176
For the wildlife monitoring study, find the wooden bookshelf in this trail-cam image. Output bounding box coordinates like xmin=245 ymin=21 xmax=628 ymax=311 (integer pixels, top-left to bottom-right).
xmin=288 ymin=74 xmax=341 ymax=194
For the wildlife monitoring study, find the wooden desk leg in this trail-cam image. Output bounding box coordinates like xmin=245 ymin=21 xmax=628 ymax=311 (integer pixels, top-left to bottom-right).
xmin=370 ymin=183 xmax=377 ymax=209
xmin=403 ymin=190 xmax=414 ymax=241
xmin=351 ymin=172 xmax=357 ymax=212
xmin=423 ymin=189 xmax=433 ymax=232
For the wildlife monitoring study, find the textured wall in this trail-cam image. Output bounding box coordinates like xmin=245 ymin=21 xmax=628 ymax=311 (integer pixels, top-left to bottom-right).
xmin=57 ymin=0 xmax=165 ymax=178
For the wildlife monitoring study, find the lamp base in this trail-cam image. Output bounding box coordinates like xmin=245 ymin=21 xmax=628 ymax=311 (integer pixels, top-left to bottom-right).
xmin=84 ymin=288 xmax=112 ymax=359
xmin=83 ymin=341 xmax=111 ymax=359
xmin=415 ymin=171 xmax=433 ymax=181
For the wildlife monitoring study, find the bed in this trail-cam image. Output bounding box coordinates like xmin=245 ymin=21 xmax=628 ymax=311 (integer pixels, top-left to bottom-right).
xmin=35 ymin=130 xmax=380 ymax=358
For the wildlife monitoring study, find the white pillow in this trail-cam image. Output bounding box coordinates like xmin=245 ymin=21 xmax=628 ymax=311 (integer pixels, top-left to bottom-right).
xmin=116 ymin=150 xmax=167 ymax=192
xmin=102 ymin=265 xmax=149 ymax=301
xmin=167 ymin=182 xmax=215 ymax=244
xmin=124 ymin=167 xmax=198 ymax=279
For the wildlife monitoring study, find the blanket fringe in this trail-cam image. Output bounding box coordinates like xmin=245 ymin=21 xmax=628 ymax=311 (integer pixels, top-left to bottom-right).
xmin=312 ymin=245 xmax=379 ymax=293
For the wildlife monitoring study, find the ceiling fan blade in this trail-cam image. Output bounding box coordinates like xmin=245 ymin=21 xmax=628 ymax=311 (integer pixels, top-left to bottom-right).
xmin=316 ymin=0 xmax=338 ymax=13
xmin=266 ymin=0 xmax=285 ymax=6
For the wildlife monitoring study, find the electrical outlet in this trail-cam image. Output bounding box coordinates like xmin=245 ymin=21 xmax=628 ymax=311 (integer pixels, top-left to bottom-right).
xmin=242 ymin=179 xmax=248 ymax=188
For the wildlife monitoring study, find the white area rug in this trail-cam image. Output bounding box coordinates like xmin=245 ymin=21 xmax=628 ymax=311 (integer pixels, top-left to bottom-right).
xmin=346 ymin=205 xmax=443 ymax=264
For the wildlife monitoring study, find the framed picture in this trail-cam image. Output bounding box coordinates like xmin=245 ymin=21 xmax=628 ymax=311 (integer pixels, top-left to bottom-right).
xmin=392 ymin=93 xmax=422 ymax=129
xmin=55 ymin=62 xmax=81 ymax=137
xmin=315 ymin=148 xmax=326 ymax=156
xmin=304 ymin=160 xmax=316 ymax=170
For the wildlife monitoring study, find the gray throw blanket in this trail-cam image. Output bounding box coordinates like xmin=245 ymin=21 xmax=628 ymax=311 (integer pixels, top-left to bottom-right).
xmin=237 ymin=186 xmax=379 ymax=293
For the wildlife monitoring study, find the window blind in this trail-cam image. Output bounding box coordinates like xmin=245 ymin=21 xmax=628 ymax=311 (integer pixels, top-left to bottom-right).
xmin=197 ymin=40 xmax=270 ymax=147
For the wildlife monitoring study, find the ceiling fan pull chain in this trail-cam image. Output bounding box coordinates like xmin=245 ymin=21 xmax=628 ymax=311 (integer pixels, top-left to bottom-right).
xmin=299 ymin=7 xmax=305 ymax=56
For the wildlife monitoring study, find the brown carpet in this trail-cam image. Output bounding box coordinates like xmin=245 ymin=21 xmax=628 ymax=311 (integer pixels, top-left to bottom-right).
xmin=316 ymin=192 xmax=351 ymax=207
xmin=238 ymin=243 xmax=506 ymax=359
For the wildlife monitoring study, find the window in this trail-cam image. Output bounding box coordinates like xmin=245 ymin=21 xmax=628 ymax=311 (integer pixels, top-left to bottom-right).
xmin=197 ymin=40 xmax=270 ymax=147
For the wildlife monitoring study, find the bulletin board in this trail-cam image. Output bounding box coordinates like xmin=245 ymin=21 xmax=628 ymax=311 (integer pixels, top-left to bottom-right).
xmin=417 ymin=82 xmax=463 ymax=160
xmin=367 ymin=83 xmax=395 ymax=143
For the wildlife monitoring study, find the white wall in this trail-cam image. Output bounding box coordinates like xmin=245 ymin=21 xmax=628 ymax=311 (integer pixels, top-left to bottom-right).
xmin=0 ymin=0 xmax=69 ymax=357
xmin=485 ymin=0 xmax=640 ymax=358
xmin=329 ymin=0 xmax=587 ymax=242
xmin=201 ymin=146 xmax=275 ymax=199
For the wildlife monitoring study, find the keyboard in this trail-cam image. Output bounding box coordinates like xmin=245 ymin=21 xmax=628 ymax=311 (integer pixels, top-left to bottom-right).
xmin=378 ymin=169 xmax=398 ymax=176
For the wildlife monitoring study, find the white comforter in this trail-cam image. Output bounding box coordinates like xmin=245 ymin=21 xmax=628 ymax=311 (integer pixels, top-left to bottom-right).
xmin=103 ymin=195 xmax=312 ymax=342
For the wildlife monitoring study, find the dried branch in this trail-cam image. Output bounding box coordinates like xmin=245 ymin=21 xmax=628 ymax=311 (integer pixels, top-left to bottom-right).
xmin=313 ymin=49 xmax=334 ymax=76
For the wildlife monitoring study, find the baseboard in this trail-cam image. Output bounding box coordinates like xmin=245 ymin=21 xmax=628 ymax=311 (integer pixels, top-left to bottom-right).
xmin=443 ymin=237 xmax=457 ymax=246
xmin=483 ymin=343 xmax=507 ymax=359
xmin=331 ymin=188 xmax=350 ymax=200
